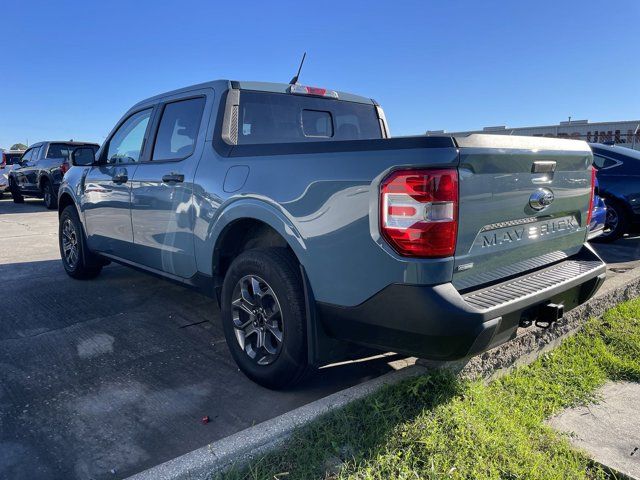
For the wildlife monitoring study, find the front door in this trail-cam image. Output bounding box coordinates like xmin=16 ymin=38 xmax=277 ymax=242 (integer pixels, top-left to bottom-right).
xmin=15 ymin=146 xmax=40 ymax=193
xmin=83 ymin=108 xmax=153 ymax=257
xmin=130 ymin=95 xmax=208 ymax=278
xmin=13 ymin=148 xmax=34 ymax=191
xmin=23 ymin=145 xmax=42 ymax=192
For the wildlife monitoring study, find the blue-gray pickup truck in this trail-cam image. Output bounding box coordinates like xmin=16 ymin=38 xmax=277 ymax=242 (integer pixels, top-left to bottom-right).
xmin=58 ymin=80 xmax=606 ymax=388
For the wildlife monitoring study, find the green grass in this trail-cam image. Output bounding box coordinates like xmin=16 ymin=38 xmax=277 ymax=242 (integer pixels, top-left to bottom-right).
xmin=218 ymin=298 xmax=640 ymax=480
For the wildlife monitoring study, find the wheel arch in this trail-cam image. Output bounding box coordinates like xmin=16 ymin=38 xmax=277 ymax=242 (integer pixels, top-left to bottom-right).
xmin=58 ymin=190 xmax=80 ymax=218
xmin=602 ymin=192 xmax=633 ymax=218
xmin=38 ymin=172 xmax=52 ymax=190
xmin=208 ymin=201 xmax=308 ymax=286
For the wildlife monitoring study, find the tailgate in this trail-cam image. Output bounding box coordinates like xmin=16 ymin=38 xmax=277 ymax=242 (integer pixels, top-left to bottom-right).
xmin=453 ymin=134 xmax=593 ymax=291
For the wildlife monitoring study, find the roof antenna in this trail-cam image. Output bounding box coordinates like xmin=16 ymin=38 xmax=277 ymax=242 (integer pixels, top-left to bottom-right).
xmin=289 ymin=52 xmax=306 ymax=85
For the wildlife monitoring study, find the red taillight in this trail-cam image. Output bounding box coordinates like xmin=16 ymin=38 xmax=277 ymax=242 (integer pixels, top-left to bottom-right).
xmin=60 ymin=161 xmax=70 ymax=175
xmin=380 ymin=169 xmax=459 ymax=258
xmin=587 ymin=167 xmax=596 ymax=225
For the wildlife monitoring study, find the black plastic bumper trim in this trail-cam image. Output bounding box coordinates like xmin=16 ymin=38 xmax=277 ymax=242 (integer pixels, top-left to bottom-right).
xmin=316 ymin=244 xmax=605 ymax=361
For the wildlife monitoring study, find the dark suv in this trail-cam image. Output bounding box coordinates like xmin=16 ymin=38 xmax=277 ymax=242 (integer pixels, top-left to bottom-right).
xmin=8 ymin=141 xmax=99 ymax=209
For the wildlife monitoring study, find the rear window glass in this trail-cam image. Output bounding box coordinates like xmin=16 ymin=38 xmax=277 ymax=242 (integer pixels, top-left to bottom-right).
xmin=47 ymin=143 xmax=98 ymax=161
xmin=302 ymin=110 xmax=333 ymax=138
xmin=237 ymin=91 xmax=382 ymax=145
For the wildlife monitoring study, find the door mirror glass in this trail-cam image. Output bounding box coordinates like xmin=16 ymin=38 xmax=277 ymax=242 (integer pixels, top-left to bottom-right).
xmin=71 ymin=147 xmax=96 ymax=166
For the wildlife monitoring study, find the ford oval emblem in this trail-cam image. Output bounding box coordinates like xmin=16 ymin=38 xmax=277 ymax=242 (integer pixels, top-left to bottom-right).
xmin=529 ymin=188 xmax=554 ymax=211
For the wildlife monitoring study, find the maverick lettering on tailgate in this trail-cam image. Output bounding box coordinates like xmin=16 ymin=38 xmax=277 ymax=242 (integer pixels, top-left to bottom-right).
xmin=475 ymin=216 xmax=580 ymax=250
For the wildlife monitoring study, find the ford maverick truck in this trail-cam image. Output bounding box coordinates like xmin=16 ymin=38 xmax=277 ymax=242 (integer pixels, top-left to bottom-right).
xmin=58 ymin=80 xmax=606 ymax=388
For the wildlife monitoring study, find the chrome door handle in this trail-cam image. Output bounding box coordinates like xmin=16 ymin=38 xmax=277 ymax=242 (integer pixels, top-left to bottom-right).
xmin=162 ymin=173 xmax=184 ymax=183
xmin=112 ymin=172 xmax=128 ymax=184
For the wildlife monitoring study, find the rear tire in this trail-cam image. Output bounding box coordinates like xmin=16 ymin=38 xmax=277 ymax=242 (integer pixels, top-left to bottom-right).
xmin=593 ymin=199 xmax=628 ymax=243
xmin=9 ymin=178 xmax=24 ymax=203
xmin=220 ymin=247 xmax=312 ymax=389
xmin=42 ymin=180 xmax=57 ymax=210
xmin=59 ymin=205 xmax=103 ymax=279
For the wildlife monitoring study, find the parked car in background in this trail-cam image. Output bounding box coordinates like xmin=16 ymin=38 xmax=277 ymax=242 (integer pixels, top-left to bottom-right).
xmin=588 ymin=177 xmax=606 ymax=239
xmin=1 ymin=149 xmax=26 ymax=197
xmin=8 ymin=141 xmax=99 ymax=209
xmin=590 ymin=143 xmax=640 ymax=242
xmin=0 ymin=170 xmax=7 ymax=196
xmin=58 ymin=80 xmax=605 ymax=389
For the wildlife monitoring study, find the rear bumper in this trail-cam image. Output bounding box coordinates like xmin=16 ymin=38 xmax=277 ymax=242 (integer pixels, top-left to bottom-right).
xmin=318 ymin=244 xmax=606 ymax=360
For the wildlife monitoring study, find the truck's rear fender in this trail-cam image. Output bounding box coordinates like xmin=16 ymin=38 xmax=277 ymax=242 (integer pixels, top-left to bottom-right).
xmin=198 ymin=140 xmax=460 ymax=308
xmin=200 ymin=197 xmax=308 ymax=281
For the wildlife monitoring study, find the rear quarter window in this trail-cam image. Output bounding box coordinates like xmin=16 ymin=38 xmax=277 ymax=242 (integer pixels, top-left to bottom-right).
xmin=237 ymin=91 xmax=382 ymax=145
xmin=593 ymin=154 xmax=618 ymax=169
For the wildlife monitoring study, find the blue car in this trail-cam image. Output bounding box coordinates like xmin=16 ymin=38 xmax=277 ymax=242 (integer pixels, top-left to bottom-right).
xmin=588 ymin=176 xmax=606 ymax=240
xmin=590 ymin=143 xmax=640 ymax=242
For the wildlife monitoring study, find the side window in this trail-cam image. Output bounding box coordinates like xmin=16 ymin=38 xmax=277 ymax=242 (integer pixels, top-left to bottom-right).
xmin=21 ymin=149 xmax=33 ymax=163
xmin=106 ymin=109 xmax=152 ymax=164
xmin=46 ymin=143 xmax=73 ymax=160
xmin=152 ymin=97 xmax=205 ymax=161
xmin=30 ymin=146 xmax=41 ymax=162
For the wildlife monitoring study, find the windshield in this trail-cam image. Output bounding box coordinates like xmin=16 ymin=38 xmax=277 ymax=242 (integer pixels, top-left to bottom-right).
xmin=237 ymin=91 xmax=382 ymax=145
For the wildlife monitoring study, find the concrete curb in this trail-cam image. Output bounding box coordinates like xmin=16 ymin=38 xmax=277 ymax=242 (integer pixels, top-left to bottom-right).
xmin=127 ymin=265 xmax=640 ymax=480
xmin=127 ymin=363 xmax=428 ymax=480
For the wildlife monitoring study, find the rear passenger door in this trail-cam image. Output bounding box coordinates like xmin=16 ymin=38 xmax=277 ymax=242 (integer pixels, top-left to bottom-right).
xmin=129 ymin=93 xmax=209 ymax=278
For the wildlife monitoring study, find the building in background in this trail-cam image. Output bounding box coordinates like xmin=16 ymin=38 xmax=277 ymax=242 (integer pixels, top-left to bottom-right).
xmin=428 ymin=119 xmax=640 ymax=150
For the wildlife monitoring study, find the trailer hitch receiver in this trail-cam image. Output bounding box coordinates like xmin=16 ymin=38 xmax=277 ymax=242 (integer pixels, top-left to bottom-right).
xmin=535 ymin=303 xmax=564 ymax=329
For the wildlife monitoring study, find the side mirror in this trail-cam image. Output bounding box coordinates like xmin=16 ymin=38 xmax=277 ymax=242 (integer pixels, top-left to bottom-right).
xmin=71 ymin=147 xmax=96 ymax=166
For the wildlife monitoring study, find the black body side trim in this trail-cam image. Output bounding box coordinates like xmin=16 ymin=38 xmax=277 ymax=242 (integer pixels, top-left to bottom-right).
xmin=98 ymin=252 xmax=216 ymax=298
xmin=225 ymin=135 xmax=455 ymax=158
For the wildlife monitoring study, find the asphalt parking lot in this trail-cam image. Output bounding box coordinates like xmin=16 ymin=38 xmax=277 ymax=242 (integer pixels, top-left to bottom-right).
xmin=1 ymin=198 xmax=639 ymax=480
xmin=0 ymin=198 xmax=412 ymax=480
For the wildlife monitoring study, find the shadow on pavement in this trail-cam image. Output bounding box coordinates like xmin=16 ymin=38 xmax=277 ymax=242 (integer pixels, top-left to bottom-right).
xmin=591 ymin=234 xmax=640 ymax=266
xmin=0 ymin=258 xmax=406 ymax=480
xmin=0 ymin=197 xmax=47 ymax=214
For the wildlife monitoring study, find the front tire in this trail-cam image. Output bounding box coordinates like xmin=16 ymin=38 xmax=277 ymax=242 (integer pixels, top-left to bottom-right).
xmin=9 ymin=178 xmax=24 ymax=203
xmin=220 ymin=248 xmax=311 ymax=389
xmin=42 ymin=181 xmax=57 ymax=210
xmin=59 ymin=205 xmax=103 ymax=279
